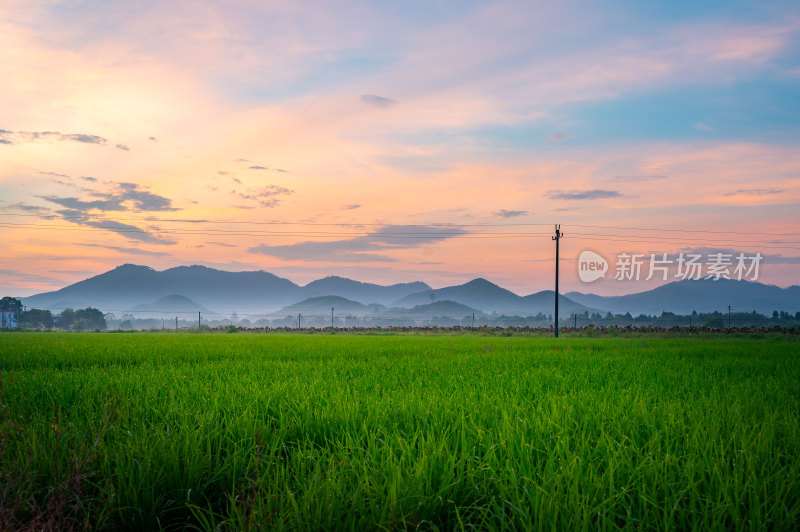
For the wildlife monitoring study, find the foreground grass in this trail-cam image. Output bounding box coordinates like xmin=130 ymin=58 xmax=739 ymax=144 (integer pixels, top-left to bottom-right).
xmin=1 ymin=333 xmax=799 ymax=530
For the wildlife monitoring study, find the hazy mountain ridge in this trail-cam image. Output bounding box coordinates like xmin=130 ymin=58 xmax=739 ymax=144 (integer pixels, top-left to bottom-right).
xmin=280 ymin=296 xmax=383 ymax=317
xmin=392 ymin=278 xmax=593 ymax=315
xmin=277 ymin=298 xmax=483 ymax=319
xmin=130 ymin=294 xmax=208 ymax=313
xmin=402 ymin=300 xmax=483 ymax=317
xmin=566 ymin=279 xmax=800 ymax=315
xmin=19 ymin=264 xmax=799 ymax=317
xmin=303 ymin=276 xmax=431 ymax=305
xmin=22 ymin=264 xmax=431 ymax=314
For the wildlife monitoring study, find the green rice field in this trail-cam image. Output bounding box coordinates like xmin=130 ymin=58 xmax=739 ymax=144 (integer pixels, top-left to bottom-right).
xmin=1 ymin=332 xmax=799 ymax=530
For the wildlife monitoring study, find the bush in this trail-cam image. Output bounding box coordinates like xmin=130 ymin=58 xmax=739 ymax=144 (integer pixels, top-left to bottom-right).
xmin=584 ymin=324 xmax=600 ymax=337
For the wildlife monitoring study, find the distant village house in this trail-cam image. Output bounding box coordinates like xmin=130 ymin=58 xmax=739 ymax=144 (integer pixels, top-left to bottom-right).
xmin=0 ymin=310 xmax=18 ymax=328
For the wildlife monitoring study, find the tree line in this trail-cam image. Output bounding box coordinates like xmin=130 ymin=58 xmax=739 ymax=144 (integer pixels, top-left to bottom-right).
xmin=0 ymin=297 xmax=106 ymax=330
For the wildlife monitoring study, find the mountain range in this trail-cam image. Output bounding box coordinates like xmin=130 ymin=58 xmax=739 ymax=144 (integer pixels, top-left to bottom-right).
xmin=130 ymin=294 xmax=209 ymax=314
xmin=19 ymin=263 xmax=799 ymax=317
xmin=393 ymin=278 xmax=590 ymax=315
xmin=277 ymin=297 xmax=484 ymax=320
xmin=566 ymin=278 xmax=800 ymax=315
xmin=22 ymin=264 xmax=431 ymax=315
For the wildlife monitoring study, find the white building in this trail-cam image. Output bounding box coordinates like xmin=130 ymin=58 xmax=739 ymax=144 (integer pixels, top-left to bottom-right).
xmin=0 ymin=311 xmax=18 ymax=328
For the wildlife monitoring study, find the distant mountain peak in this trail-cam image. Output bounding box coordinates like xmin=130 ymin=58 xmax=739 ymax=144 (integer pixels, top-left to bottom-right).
xmin=411 ymin=300 xmax=479 ymax=312
xmin=305 ymin=275 xmax=360 ymax=286
xmin=304 ymin=295 xmax=361 ymax=304
xmin=155 ymin=294 xmax=196 ymax=304
xmin=280 ymin=295 xmax=370 ymax=314
xmin=464 ymin=277 xmax=495 ymax=286
xmin=130 ymin=294 xmax=208 ymax=313
xmin=114 ymin=263 xmax=154 ymax=272
xmin=166 ymin=264 xmax=216 ymax=272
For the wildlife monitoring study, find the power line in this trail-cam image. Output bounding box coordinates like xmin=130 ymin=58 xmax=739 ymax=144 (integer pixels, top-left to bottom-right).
xmin=569 ymin=232 xmax=800 ymax=245
xmin=570 ymin=224 xmax=800 ymax=237
xmin=2 ymin=222 xmax=548 ymax=236
xmin=2 ymin=221 xmax=800 ymax=249
xmin=1 ymin=212 xmax=799 ymax=236
xmin=562 ymin=236 xmax=800 ymax=251
xmin=0 ymin=212 xmax=553 ymax=228
xmin=3 ymin=224 xmax=797 ymax=251
xmin=0 ymin=222 xmax=551 ymax=238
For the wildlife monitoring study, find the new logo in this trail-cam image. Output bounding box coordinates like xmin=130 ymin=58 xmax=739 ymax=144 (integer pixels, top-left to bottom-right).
xmin=578 ymin=250 xmax=608 ymax=282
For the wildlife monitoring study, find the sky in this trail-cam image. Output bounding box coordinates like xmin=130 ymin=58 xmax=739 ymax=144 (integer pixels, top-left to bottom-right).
xmin=1 ymin=0 xmax=799 ymax=298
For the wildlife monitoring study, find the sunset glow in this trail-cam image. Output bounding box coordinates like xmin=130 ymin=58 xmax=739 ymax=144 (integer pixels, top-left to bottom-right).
xmin=2 ymin=1 xmax=799 ymax=296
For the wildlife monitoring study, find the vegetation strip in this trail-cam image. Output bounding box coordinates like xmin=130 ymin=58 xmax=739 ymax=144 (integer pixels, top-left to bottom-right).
xmin=1 ymin=333 xmax=799 ymax=530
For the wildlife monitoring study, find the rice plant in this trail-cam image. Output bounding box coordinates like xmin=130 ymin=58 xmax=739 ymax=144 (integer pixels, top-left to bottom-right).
xmin=1 ymin=333 xmax=798 ymax=530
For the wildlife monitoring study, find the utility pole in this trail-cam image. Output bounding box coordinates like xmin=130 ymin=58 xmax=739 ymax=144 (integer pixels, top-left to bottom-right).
xmin=198 ymin=311 xmax=201 ymax=330
xmin=552 ymin=224 xmax=564 ymax=338
xmin=574 ymin=314 xmax=577 ymax=329
xmin=728 ymin=305 xmax=732 ymax=328
xmin=331 ymin=307 xmax=334 ymax=329
xmin=175 ymin=316 xmax=178 ymax=331
xmin=472 ymin=312 xmax=475 ymax=328
xmin=298 ymin=313 xmax=302 ymax=329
